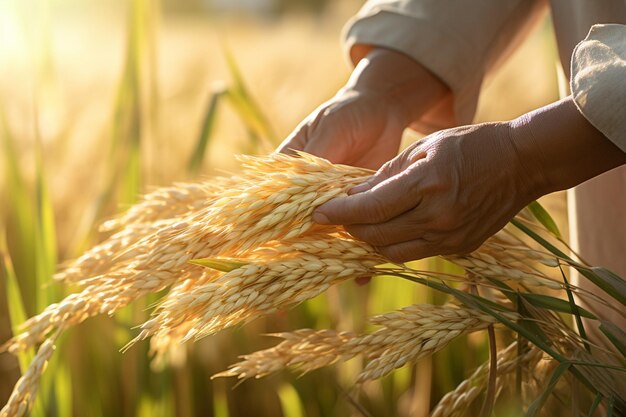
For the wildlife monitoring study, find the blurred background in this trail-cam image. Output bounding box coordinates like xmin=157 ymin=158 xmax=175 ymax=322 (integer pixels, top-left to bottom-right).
xmin=0 ymin=0 xmax=565 ymax=416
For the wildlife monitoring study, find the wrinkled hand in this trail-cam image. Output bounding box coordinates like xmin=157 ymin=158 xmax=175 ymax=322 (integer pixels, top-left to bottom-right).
xmin=276 ymin=87 xmax=407 ymax=170
xmin=276 ymin=47 xmax=450 ymax=170
xmin=313 ymin=122 xmax=541 ymax=263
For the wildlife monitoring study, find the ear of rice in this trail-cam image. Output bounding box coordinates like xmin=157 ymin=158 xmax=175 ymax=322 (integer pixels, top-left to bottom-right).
xmin=214 ymin=304 xmax=506 ymax=383
xmin=2 ymin=153 xmax=371 ymax=355
xmin=0 ymin=330 xmax=60 ymax=417
xmin=429 ymin=341 xmax=543 ymax=417
xmin=446 ymin=230 xmax=562 ymax=290
xmin=133 ymin=243 xmax=380 ymax=347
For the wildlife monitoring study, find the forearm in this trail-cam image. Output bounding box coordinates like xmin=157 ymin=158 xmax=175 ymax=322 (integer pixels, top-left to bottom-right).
xmin=509 ymin=97 xmax=626 ymax=196
xmin=344 ymin=47 xmax=451 ymax=125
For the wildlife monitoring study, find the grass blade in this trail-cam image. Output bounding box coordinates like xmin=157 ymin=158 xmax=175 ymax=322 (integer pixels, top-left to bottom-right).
xmin=607 ymin=397 xmax=615 ymax=417
xmin=589 ymin=267 xmax=626 ymax=306
xmin=34 ymin=139 xmax=59 ymax=311
xmin=188 ymin=84 xmax=227 ymax=175
xmin=525 ymin=361 xmax=571 ymax=417
xmin=559 ymin=265 xmax=589 ymax=352
xmin=527 ymin=201 xmax=562 ymax=239
xmin=599 ymin=322 xmax=626 ymax=358
xmin=277 ymin=383 xmax=306 ymax=417
xmin=189 ymin=258 xmax=248 ymax=272
xmin=1 ymin=105 xmax=37 ymax=315
xmin=587 ymin=393 xmax=603 ymax=417
xmin=222 ymin=44 xmax=277 ymax=150
xmin=519 ymin=293 xmax=596 ymax=319
xmin=511 ymin=219 xmax=626 ymax=305
xmin=1 ymin=232 xmax=28 ymax=338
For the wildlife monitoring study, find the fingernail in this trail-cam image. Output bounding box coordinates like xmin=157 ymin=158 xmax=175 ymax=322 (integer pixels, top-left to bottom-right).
xmin=312 ymin=211 xmax=331 ymax=224
xmin=349 ymin=182 xmax=371 ymax=195
xmin=355 ymin=276 xmax=371 ymax=286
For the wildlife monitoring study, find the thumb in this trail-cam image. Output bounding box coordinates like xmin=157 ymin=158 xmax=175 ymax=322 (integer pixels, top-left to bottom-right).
xmin=313 ymin=167 xmax=420 ymax=226
xmin=348 ymin=149 xmax=414 ymax=195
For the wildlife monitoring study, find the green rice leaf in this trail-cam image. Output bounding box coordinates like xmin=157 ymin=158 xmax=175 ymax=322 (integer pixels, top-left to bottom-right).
xmin=525 ymin=362 xmax=570 ymax=417
xmin=519 ymin=293 xmax=596 ymax=319
xmin=1 ymin=105 xmax=37 ymax=315
xmin=599 ymin=322 xmax=626 ymax=358
xmin=559 ymin=266 xmax=589 ymax=351
xmin=527 ymin=201 xmax=562 ymax=239
xmin=189 ymin=258 xmax=249 ymax=272
xmin=277 ymin=383 xmax=306 ymax=417
xmin=607 ymin=396 xmax=615 ymax=417
xmin=511 ymin=219 xmax=626 ymax=305
xmin=188 ymin=85 xmax=227 ymax=175
xmin=222 ymin=44 xmax=277 ymax=148
xmin=589 ymin=267 xmax=626 ymax=306
xmin=1 ymin=235 xmax=28 ymax=336
xmin=34 ymin=141 xmax=59 ymax=311
xmin=588 ymin=393 xmax=603 ymax=417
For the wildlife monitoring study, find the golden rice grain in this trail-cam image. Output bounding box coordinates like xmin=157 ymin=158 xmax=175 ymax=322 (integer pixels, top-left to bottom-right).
xmin=215 ymin=304 xmax=507 ymax=383
xmin=430 ymin=341 xmax=543 ymax=417
xmin=0 ymin=331 xmax=60 ymax=417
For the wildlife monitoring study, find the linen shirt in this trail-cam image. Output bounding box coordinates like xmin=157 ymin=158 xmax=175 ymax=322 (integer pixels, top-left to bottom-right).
xmin=342 ymin=0 xmax=626 ymax=152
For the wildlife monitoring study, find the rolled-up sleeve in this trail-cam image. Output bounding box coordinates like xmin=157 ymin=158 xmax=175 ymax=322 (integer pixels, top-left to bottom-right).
xmin=342 ymin=0 xmax=546 ymax=133
xmin=571 ymin=24 xmax=626 ymax=153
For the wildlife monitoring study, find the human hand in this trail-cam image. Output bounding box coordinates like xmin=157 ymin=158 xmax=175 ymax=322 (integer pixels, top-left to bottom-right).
xmin=276 ymin=88 xmax=407 ymax=169
xmin=276 ymin=48 xmax=449 ymax=170
xmin=312 ymin=122 xmax=541 ymax=262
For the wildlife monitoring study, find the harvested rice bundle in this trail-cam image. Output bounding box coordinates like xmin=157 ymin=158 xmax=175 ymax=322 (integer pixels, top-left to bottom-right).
xmin=0 ymin=153 xmax=377 ymax=416
xmin=2 ymin=152 xmax=622 ymax=417
xmin=135 ymin=240 xmax=382 ymax=345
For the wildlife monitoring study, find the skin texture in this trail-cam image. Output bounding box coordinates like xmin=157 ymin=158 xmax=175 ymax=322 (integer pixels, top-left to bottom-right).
xmin=279 ymin=46 xmax=626 ymax=263
xmin=276 ymin=48 xmax=450 ymax=170
xmin=313 ymin=98 xmax=626 ymax=263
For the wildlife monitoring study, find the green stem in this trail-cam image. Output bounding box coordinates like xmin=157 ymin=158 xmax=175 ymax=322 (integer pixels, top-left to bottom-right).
xmin=479 ymin=324 xmax=498 ymax=417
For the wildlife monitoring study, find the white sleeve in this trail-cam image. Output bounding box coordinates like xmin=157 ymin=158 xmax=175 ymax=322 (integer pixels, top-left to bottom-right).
xmin=571 ymin=24 xmax=626 ymax=153
xmin=342 ymin=0 xmax=546 ymax=132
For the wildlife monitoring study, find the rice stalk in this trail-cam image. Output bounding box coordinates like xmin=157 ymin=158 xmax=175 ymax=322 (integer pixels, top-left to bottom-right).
xmin=0 ymin=330 xmax=60 ymax=417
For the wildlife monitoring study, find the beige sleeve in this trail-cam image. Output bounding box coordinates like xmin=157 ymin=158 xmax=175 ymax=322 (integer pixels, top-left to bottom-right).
xmin=342 ymin=0 xmax=546 ymax=133
xmin=571 ymin=24 xmax=626 ymax=153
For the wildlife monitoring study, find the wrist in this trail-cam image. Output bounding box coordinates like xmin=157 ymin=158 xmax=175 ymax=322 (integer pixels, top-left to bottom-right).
xmin=506 ymin=97 xmax=626 ymax=196
xmin=345 ymin=47 xmax=450 ymax=126
xmin=505 ymin=117 xmax=552 ymax=200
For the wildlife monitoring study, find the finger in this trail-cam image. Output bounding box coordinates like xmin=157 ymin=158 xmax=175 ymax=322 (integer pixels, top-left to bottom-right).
xmin=345 ymin=212 xmax=427 ymax=246
xmin=376 ymin=238 xmax=441 ymax=263
xmin=348 ymin=144 xmax=427 ymax=195
xmin=347 ymin=159 xmax=398 ymax=195
xmin=313 ymin=169 xmax=420 ymax=226
xmin=354 ymin=276 xmax=371 ymax=286
xmin=276 ymin=123 xmax=309 ymax=155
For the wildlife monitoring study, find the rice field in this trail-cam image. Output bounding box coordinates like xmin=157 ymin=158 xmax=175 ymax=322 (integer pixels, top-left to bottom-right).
xmin=2 ymin=1 xmax=623 ymax=417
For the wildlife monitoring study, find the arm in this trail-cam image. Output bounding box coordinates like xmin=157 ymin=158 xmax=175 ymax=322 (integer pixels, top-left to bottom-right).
xmin=278 ymin=0 xmax=546 ymax=169
xmin=313 ymin=97 xmax=625 ymax=262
